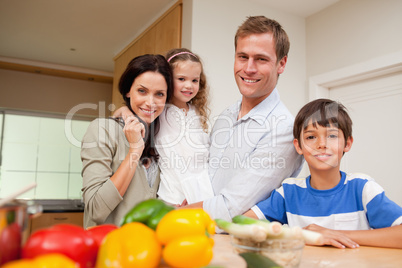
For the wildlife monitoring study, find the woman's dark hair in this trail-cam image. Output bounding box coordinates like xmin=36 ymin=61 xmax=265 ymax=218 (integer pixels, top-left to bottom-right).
xmin=118 ymin=54 xmax=173 ymax=164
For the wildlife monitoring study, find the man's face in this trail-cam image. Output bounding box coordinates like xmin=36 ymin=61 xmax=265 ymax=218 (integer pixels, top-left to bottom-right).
xmin=234 ymin=33 xmax=286 ymax=104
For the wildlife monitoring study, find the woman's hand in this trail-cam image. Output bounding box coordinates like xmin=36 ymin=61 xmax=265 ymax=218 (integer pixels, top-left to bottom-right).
xmin=303 ymin=224 xmax=359 ymax=249
xmin=123 ymin=115 xmax=145 ymax=153
xmin=108 ymin=115 xmax=146 ymax=197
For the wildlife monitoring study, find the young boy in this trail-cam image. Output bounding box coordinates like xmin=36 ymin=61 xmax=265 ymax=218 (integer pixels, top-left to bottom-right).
xmin=244 ymin=98 xmax=402 ymax=249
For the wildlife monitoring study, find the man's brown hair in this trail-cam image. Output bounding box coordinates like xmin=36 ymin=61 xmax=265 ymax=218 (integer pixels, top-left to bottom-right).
xmin=235 ymin=16 xmax=290 ymax=62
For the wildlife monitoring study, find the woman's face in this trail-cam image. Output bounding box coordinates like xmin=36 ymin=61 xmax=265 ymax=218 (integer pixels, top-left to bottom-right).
xmin=125 ymin=71 xmax=168 ymax=125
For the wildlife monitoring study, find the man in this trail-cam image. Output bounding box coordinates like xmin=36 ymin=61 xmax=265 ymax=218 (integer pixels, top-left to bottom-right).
xmin=186 ymin=16 xmax=304 ymax=221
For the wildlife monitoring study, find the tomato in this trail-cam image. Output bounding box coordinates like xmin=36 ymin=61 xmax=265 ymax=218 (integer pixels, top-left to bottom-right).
xmin=22 ymin=224 xmax=97 ymax=268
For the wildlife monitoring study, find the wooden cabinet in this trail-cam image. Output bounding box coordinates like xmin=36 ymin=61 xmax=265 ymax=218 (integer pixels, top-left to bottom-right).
xmin=29 ymin=212 xmax=83 ymax=234
xmin=111 ymin=1 xmax=182 ymax=111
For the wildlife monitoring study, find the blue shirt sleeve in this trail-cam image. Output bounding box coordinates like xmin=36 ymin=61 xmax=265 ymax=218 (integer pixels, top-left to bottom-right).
xmin=366 ymin=192 xmax=402 ymax=228
xmin=256 ymin=188 xmax=288 ymax=224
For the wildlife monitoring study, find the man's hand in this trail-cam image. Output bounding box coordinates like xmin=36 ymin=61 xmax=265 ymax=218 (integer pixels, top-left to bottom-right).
xmin=304 ymin=224 xmax=359 ymax=249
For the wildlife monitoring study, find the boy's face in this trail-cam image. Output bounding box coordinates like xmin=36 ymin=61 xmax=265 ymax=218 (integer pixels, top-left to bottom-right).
xmin=293 ymin=122 xmax=353 ymax=172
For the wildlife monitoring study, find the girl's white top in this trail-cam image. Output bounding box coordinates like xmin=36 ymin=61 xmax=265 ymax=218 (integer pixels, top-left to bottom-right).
xmin=155 ymin=103 xmax=214 ymax=205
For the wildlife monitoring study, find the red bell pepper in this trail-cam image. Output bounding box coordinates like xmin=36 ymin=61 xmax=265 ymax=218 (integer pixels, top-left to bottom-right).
xmin=0 ymin=222 xmax=22 ymax=265
xmin=86 ymin=224 xmax=118 ymax=247
xmin=22 ymin=224 xmax=98 ymax=268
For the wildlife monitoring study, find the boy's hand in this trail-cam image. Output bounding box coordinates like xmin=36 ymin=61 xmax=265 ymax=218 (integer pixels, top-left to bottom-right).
xmin=304 ymin=224 xmax=360 ymax=249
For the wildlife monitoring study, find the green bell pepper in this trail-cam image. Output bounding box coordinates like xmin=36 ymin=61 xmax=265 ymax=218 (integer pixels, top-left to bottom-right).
xmin=120 ymin=199 xmax=174 ymax=230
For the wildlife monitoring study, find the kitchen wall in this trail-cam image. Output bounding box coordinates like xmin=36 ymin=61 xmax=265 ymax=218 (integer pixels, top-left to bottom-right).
xmin=306 ymin=0 xmax=402 ymax=78
xmin=0 ymin=68 xmax=113 ymax=116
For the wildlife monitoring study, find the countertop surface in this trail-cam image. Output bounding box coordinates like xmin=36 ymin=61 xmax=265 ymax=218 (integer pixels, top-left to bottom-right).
xmin=206 ymin=234 xmax=402 ymax=268
xmin=30 ymin=199 xmax=84 ymax=213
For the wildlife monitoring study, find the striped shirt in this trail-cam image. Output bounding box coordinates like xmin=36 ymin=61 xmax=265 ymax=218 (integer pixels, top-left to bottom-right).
xmin=252 ymin=171 xmax=402 ymax=230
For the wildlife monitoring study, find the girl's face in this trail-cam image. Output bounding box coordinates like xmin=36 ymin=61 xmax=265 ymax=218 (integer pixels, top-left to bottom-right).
xmin=126 ymin=71 xmax=168 ymax=125
xmin=171 ymin=60 xmax=202 ymax=109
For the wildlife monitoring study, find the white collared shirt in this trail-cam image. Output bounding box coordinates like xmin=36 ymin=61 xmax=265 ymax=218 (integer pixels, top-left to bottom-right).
xmin=204 ymin=88 xmax=304 ymax=221
xmin=155 ymin=104 xmax=214 ymax=204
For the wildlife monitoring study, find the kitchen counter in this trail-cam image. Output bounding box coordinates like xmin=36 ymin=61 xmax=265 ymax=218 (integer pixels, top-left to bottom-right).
xmin=206 ymin=234 xmax=402 ymax=268
xmin=32 ymin=199 xmax=84 ymax=213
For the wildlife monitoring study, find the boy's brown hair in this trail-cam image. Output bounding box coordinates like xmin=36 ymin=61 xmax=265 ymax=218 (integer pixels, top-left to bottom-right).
xmin=293 ymin=99 xmax=353 ymax=144
xmin=235 ymin=16 xmax=290 ymax=63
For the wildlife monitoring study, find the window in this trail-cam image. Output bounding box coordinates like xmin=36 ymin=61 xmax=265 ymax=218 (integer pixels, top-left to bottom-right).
xmin=0 ymin=110 xmax=92 ymax=200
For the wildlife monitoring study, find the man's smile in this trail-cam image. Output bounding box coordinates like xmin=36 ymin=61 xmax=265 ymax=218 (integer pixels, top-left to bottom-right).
xmin=241 ymin=76 xmax=261 ymax=83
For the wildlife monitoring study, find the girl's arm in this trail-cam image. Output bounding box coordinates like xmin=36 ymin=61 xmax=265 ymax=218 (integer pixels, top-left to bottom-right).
xmin=113 ymin=106 xmax=134 ymax=119
xmin=304 ymin=224 xmax=402 ymax=249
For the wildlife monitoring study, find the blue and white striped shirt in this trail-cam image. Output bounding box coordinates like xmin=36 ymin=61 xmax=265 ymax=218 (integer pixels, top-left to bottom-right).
xmin=253 ymin=171 xmax=402 ymax=230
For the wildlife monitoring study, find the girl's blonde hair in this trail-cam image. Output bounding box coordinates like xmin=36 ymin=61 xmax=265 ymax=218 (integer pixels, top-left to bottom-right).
xmin=166 ymin=48 xmax=210 ymax=132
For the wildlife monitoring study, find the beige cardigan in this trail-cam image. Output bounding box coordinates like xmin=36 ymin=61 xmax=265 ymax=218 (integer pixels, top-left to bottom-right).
xmin=81 ymin=118 xmax=160 ymax=228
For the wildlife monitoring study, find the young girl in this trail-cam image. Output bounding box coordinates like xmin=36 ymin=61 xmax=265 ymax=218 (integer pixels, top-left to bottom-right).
xmin=114 ymin=48 xmax=214 ymax=206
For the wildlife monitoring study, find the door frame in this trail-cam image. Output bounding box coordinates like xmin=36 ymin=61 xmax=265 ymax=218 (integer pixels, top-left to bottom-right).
xmin=309 ymin=50 xmax=402 ymax=100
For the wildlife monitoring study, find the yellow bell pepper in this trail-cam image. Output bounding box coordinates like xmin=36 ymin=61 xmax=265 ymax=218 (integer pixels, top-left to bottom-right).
xmin=156 ymin=208 xmax=216 ymax=268
xmin=162 ymin=235 xmax=214 ymax=268
xmin=156 ymin=208 xmax=215 ymax=245
xmin=95 ymin=222 xmax=161 ymax=268
xmin=1 ymin=253 xmax=77 ymax=268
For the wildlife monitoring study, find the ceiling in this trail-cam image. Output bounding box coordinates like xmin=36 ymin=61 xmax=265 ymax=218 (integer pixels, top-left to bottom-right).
xmin=0 ymin=0 xmax=339 ymax=74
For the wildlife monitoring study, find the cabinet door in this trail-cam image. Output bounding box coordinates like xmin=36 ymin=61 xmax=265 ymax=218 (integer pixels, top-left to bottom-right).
xmin=30 ymin=212 xmax=84 ymax=233
xmin=155 ymin=5 xmax=182 ymax=55
xmin=112 ymin=3 xmax=182 ymax=111
xmin=112 ymin=29 xmax=157 ymax=111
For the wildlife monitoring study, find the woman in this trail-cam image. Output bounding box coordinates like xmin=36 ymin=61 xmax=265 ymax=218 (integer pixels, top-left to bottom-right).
xmin=81 ymin=54 xmax=173 ymax=228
